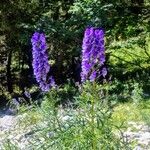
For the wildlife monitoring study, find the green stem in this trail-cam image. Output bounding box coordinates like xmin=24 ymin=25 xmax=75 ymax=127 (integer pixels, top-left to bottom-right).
xmin=91 ymin=82 xmax=97 ymax=150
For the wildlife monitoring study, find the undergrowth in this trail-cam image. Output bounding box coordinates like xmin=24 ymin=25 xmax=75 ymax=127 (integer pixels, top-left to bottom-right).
xmin=1 ymin=82 xmax=150 ymax=149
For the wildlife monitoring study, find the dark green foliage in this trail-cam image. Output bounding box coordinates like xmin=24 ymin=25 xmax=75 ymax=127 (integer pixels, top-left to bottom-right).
xmin=0 ymin=0 xmax=150 ymax=103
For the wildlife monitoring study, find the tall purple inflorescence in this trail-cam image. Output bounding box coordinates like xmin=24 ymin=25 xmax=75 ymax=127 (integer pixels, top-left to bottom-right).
xmin=31 ymin=32 xmax=55 ymax=91
xmin=81 ymin=27 xmax=107 ymax=82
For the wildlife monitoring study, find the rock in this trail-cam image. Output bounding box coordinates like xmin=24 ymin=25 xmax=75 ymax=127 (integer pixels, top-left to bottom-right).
xmin=5 ymin=108 xmax=17 ymax=115
xmin=123 ymin=122 xmax=150 ymax=149
xmin=134 ymin=145 xmax=144 ymax=150
xmin=47 ymin=131 xmax=55 ymax=138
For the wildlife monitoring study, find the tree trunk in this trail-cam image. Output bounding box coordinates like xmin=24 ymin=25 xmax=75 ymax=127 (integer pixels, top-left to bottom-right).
xmin=6 ymin=49 xmax=13 ymax=93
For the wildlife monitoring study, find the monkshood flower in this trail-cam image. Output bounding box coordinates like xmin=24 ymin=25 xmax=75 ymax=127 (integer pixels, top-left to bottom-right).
xmin=31 ymin=32 xmax=55 ymax=91
xmin=81 ymin=27 xmax=107 ymax=82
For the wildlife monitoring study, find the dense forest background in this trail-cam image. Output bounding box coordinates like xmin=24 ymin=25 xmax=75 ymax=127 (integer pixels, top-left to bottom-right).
xmin=0 ymin=0 xmax=150 ymax=105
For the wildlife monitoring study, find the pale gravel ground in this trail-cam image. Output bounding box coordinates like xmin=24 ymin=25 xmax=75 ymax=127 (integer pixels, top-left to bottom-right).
xmin=0 ymin=109 xmax=150 ymax=150
xmin=0 ymin=109 xmax=31 ymax=149
xmin=123 ymin=122 xmax=150 ymax=150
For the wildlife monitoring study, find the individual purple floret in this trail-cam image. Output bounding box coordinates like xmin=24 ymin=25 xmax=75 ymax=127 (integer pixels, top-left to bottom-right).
xmin=31 ymin=32 xmax=55 ymax=91
xmin=81 ymin=27 xmax=107 ymax=82
xmin=102 ymin=67 xmax=107 ymax=77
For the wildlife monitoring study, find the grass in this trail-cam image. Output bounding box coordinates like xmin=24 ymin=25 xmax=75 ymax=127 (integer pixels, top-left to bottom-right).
xmin=18 ymin=99 xmax=150 ymax=133
xmin=112 ymin=100 xmax=150 ymax=128
xmin=14 ymin=101 xmax=150 ymax=149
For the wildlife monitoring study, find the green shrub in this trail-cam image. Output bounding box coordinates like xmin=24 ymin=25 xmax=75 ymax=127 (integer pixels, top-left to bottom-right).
xmin=18 ymin=82 xmax=131 ymax=149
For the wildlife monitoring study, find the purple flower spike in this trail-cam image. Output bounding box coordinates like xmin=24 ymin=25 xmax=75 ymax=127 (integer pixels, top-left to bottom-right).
xmin=81 ymin=27 xmax=107 ymax=82
xmin=31 ymin=32 xmax=55 ymax=91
